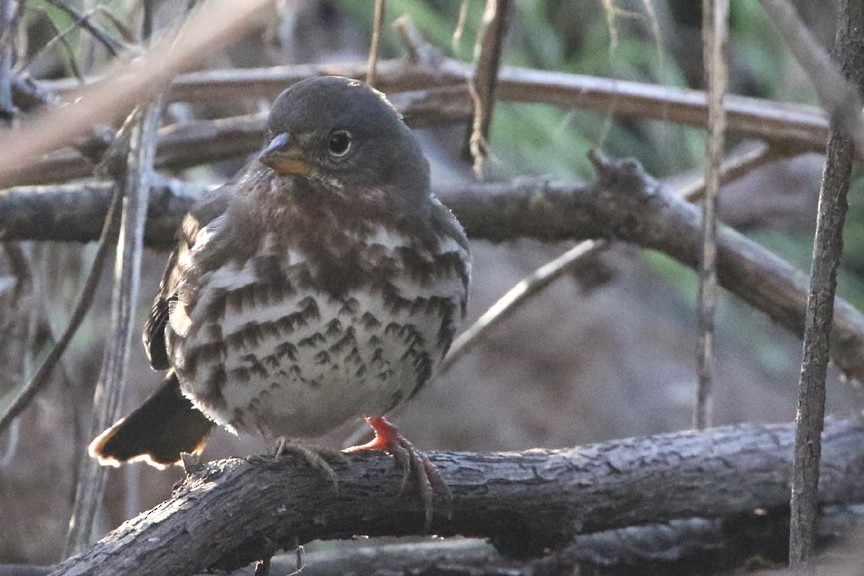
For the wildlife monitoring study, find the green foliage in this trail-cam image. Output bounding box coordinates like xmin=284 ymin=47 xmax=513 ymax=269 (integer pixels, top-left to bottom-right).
xmin=337 ymin=0 xmax=706 ymax=180
xmin=21 ymin=0 xmax=133 ymax=78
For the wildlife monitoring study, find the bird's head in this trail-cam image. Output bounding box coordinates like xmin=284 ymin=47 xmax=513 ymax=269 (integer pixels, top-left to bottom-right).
xmin=259 ymin=76 xmax=429 ymax=199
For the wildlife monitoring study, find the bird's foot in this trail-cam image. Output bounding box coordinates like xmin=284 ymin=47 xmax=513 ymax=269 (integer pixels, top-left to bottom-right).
xmin=344 ymin=416 xmax=451 ymax=532
xmin=269 ymin=436 xmax=348 ymax=491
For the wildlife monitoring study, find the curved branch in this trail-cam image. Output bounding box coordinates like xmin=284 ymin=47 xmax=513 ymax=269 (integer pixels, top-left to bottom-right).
xmin=3 ymin=56 xmax=832 ymax=189
xmin=50 ymin=417 xmax=864 ymax=576
xmin=33 ymin=59 xmax=830 ymax=153
xmin=5 ymin=155 xmax=864 ymax=382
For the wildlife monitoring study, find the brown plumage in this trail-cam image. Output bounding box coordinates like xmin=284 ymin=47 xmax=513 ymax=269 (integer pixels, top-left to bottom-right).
xmin=89 ymin=74 xmax=471 ymax=512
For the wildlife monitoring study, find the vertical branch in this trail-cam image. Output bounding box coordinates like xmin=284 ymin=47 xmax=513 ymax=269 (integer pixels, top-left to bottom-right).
xmin=0 ymin=193 xmax=121 ymax=435
xmin=451 ymin=0 xmax=470 ymax=54
xmin=0 ymin=0 xmax=17 ymax=124
xmin=64 ymin=97 xmax=164 ymax=555
xmin=465 ymin=0 xmax=510 ymax=178
xmin=695 ymin=0 xmax=729 ymax=430
xmin=366 ymin=0 xmax=386 ymax=88
xmin=787 ymin=0 xmax=863 ymax=570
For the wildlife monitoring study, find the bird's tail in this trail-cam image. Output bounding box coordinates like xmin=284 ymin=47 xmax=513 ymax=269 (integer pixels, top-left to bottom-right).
xmin=89 ymin=372 xmax=215 ymax=468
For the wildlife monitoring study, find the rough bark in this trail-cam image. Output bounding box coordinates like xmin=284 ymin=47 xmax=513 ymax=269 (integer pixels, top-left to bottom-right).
xmin=5 ymin=155 xmax=864 ymax=384
xmin=49 ymin=416 xmax=864 ymax=576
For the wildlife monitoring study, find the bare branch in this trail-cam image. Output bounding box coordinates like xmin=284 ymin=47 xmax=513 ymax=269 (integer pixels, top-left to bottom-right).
xmin=789 ymin=0 xmax=864 ymax=569
xmin=0 ymin=0 xmax=271 ymax=183
xmin=49 ymin=417 xmax=864 ymax=575
xmin=696 ymin=0 xmax=730 ymax=430
xmin=0 ymin=190 xmax=121 ymax=435
xmin=680 ymin=142 xmax=780 ymax=202
xmin=465 ymin=0 xmax=510 ymax=177
xmin=0 ymin=0 xmax=17 ymax=123
xmin=438 ymin=240 xmax=607 ymax=375
xmin=40 ymin=0 xmax=126 ymax=57
xmin=65 ymin=98 xmax=163 ymax=554
xmin=6 ymin=155 xmax=864 ymax=383
xmin=440 ymin=143 xmax=785 ymax=381
xmin=760 ymin=0 xmax=864 ymax=152
xmin=7 ymin=504 xmax=864 ymax=576
xmin=365 ymin=0 xmax=386 ymax=88
xmin=16 ymin=58 xmax=836 ymax=173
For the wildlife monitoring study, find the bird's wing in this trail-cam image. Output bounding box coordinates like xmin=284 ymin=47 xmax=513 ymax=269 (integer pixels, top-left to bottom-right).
xmin=143 ymin=185 xmax=233 ymax=370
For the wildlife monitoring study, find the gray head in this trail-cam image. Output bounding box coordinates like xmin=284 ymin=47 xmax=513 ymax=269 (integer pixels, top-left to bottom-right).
xmin=259 ymin=76 xmax=429 ymax=199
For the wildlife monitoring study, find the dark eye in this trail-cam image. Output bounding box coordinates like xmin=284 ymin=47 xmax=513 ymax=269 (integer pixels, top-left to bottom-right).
xmin=327 ymin=130 xmax=352 ymax=157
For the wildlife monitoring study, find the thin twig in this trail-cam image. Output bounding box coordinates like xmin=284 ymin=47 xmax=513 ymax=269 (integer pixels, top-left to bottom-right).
xmin=695 ymin=0 xmax=729 ymax=430
xmin=365 ymin=0 xmax=386 ymax=88
xmin=64 ymin=97 xmax=163 ymax=555
xmin=0 ymin=0 xmax=271 ymax=183
xmin=0 ymin=0 xmax=17 ymax=124
xmin=30 ymin=11 xmax=85 ymax=82
xmin=438 ymin=240 xmax=606 ymax=376
xmin=451 ymin=0 xmax=470 ymax=54
xmin=680 ymin=142 xmax=778 ymax=202
xmin=0 ymin=190 xmax=121 ymax=435
xmin=41 ymin=0 xmax=124 ymax=57
xmin=2 ymin=241 xmax=29 ymax=301
xmin=438 ymin=143 xmax=786 ymax=380
xmin=759 ymin=0 xmax=864 ymax=153
xmin=788 ymin=0 xmax=863 ymax=570
xmin=465 ymin=0 xmax=510 ymax=177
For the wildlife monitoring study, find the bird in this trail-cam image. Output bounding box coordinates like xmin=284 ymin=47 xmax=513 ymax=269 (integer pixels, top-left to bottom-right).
xmin=89 ymin=75 xmax=471 ymax=527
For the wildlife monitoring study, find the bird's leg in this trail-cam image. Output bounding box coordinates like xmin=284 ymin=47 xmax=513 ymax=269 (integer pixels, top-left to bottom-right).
xmin=344 ymin=416 xmax=451 ymax=531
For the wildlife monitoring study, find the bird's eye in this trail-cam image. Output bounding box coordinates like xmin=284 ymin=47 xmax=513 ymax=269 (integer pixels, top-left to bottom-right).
xmin=327 ymin=130 xmax=352 ymax=157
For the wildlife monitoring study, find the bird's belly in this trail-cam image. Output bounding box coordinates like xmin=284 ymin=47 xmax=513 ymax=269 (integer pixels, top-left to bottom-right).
xmin=174 ymin=279 xmax=448 ymax=439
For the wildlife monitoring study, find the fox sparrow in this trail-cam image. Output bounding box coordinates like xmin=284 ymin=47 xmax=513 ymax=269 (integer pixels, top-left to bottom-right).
xmin=89 ymin=76 xmax=471 ymax=523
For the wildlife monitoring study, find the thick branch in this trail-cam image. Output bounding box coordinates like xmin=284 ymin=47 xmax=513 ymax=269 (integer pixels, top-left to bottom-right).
xmin=0 ymin=52 xmax=837 ymax=189
xmin=5 ymin=155 xmax=864 ymax=382
xmin=50 ymin=417 xmax=864 ymax=576
xmin=24 ymin=58 xmax=833 ymax=161
xmin=8 ymin=505 xmax=864 ymax=575
xmin=1 ymin=65 xmax=834 ymax=190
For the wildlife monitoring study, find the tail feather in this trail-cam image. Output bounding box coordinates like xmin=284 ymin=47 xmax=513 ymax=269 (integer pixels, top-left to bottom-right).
xmin=89 ymin=372 xmax=215 ymax=468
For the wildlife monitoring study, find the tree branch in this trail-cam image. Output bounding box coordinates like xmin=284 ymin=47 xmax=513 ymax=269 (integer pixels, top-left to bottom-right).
xmin=789 ymin=0 xmax=864 ymax=568
xmin=465 ymin=0 xmax=510 ymax=176
xmin=696 ymin=0 xmax=730 ymax=430
xmin=65 ymin=98 xmax=164 ymax=554
xmin=7 ymin=504 xmax=864 ymax=575
xmin=5 ymin=155 xmax=864 ymax=383
xmin=8 ymin=56 xmax=836 ymax=182
xmin=49 ymin=416 xmax=864 ymax=576
xmin=760 ymin=0 xmax=864 ymax=152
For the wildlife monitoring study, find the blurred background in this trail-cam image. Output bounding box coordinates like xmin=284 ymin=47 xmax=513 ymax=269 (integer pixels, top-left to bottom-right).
xmin=1 ymin=0 xmax=862 ymax=564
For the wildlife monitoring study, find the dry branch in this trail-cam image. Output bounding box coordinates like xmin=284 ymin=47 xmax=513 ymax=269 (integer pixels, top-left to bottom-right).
xmin=0 ymin=56 xmax=836 ymax=190
xmin=7 ymin=505 xmax=864 ymax=575
xmin=465 ymin=0 xmax=510 ymax=175
xmin=696 ymin=0 xmax=730 ymax=429
xmin=788 ymin=0 xmax=864 ymax=567
xmin=49 ymin=416 xmax=864 ymax=576
xmin=5 ymin=155 xmax=864 ymax=383
xmin=33 ymin=58 xmax=830 ymax=153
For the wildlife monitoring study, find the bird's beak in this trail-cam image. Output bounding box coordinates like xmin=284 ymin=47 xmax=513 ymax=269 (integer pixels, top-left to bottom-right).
xmin=259 ymin=132 xmax=313 ymax=176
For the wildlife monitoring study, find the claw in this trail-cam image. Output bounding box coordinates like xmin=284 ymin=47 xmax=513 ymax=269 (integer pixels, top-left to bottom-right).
xmin=270 ymin=436 xmax=347 ymax=492
xmin=344 ymin=416 xmax=451 ymax=531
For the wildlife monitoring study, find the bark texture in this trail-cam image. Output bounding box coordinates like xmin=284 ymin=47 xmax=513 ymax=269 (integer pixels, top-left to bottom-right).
xmin=50 ymin=417 xmax=864 ymax=576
